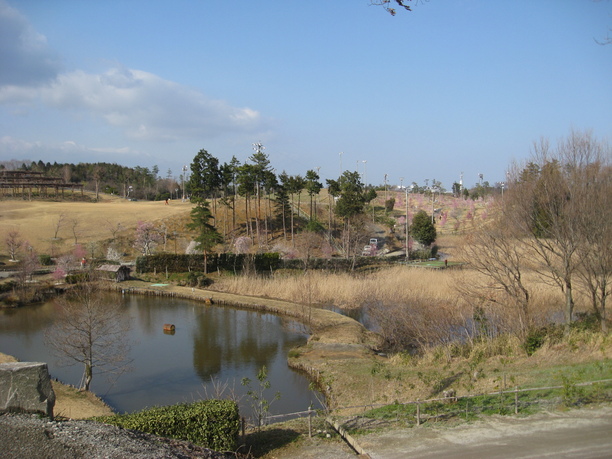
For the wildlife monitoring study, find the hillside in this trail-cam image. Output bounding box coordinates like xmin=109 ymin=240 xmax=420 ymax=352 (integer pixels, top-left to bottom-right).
xmin=0 ymin=189 xmax=491 ymax=263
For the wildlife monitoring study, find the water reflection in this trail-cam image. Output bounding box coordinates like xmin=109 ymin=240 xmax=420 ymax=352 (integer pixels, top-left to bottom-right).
xmin=0 ymin=293 xmax=320 ymax=416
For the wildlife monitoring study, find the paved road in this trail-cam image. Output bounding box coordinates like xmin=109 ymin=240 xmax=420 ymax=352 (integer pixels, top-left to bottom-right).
xmin=358 ymin=406 xmax=612 ymax=459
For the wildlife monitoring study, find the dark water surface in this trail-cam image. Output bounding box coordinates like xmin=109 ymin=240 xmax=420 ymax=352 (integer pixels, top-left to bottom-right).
xmin=0 ymin=293 xmax=320 ymax=416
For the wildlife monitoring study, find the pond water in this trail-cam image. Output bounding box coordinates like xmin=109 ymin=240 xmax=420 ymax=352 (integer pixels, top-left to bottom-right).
xmin=0 ymin=293 xmax=320 ymax=416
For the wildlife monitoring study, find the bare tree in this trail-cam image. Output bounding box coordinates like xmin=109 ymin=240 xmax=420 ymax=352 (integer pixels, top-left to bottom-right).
xmin=45 ymin=280 xmax=131 ymax=391
xmin=106 ymin=220 xmax=124 ymax=245
xmin=456 ymin=221 xmax=533 ymax=336
xmin=575 ymin=159 xmax=612 ymax=332
xmin=71 ymin=218 xmax=81 ymax=245
xmin=53 ymin=213 xmax=67 ymax=239
xmin=368 ymin=296 xmax=466 ymax=351
xmin=294 ymin=230 xmax=325 ymax=271
xmin=5 ymin=229 xmax=22 ymax=261
xmin=506 ymin=130 xmax=609 ymax=333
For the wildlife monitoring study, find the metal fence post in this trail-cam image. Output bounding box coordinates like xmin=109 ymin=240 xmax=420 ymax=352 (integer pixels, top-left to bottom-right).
xmin=416 ymin=399 xmax=421 ymax=426
xmin=515 ymin=386 xmax=519 ymax=414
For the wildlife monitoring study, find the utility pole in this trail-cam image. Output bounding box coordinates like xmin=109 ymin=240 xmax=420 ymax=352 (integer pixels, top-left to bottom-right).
xmin=182 ymin=165 xmax=188 ymax=201
xmin=431 ymin=179 xmax=436 ymax=224
xmin=362 ymin=160 xmax=367 ymax=189
xmin=405 ymin=186 xmax=410 ymax=260
xmin=384 ymin=174 xmax=388 ymax=203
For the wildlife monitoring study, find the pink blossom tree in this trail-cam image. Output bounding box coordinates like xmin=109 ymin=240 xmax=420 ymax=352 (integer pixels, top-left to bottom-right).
xmin=234 ymin=236 xmax=253 ymax=254
xmin=133 ymin=221 xmax=161 ymax=255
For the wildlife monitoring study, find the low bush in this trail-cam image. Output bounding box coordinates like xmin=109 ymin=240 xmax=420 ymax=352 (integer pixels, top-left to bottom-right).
xmin=186 ymin=271 xmax=213 ymax=288
xmin=96 ymin=399 xmax=240 ymax=451
xmin=38 ymin=254 xmax=53 ymax=266
xmin=523 ymin=325 xmax=564 ymax=356
xmin=65 ymin=272 xmax=90 ymax=284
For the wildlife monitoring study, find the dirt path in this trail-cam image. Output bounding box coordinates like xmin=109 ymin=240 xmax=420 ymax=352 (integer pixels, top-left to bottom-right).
xmin=356 ymin=405 xmax=612 ymax=459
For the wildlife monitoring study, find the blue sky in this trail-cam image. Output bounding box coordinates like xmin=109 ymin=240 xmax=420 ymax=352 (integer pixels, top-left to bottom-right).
xmin=1 ymin=0 xmax=610 ymax=189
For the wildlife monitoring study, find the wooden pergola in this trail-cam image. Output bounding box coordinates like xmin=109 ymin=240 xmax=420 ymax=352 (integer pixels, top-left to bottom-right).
xmin=0 ymin=171 xmax=83 ymax=200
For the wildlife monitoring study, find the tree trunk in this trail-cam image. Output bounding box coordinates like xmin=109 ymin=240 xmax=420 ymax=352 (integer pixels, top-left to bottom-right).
xmin=564 ymin=278 xmax=574 ymax=334
xmin=84 ymin=362 xmax=92 ymax=391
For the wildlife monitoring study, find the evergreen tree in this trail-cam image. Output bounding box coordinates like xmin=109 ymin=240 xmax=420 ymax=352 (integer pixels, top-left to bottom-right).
xmin=410 ymin=210 xmax=437 ymax=246
xmin=187 ymin=201 xmax=221 ymax=274
xmin=305 ymin=169 xmax=322 ymax=222
xmin=189 ymin=149 xmax=221 ymax=202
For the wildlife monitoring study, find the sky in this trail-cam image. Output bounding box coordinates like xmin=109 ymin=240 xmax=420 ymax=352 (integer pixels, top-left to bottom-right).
xmin=1 ymin=0 xmax=611 ymax=190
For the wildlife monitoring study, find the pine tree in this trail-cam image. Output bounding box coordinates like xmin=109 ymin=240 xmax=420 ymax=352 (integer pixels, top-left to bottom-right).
xmin=187 ymin=200 xmax=221 ymax=274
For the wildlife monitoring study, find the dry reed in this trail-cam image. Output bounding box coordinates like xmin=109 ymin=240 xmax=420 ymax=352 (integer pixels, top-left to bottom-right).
xmin=212 ymin=266 xmax=458 ymax=310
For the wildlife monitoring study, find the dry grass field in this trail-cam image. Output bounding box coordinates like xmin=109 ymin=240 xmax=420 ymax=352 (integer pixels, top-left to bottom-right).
xmin=0 ymin=188 xmax=491 ymax=261
xmin=0 ymin=194 xmax=193 ymax=259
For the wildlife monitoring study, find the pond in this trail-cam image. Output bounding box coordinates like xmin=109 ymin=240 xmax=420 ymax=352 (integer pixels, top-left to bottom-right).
xmin=0 ymin=293 xmax=320 ymax=417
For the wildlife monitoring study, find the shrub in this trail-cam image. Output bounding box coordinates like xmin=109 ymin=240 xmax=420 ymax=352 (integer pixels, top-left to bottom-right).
xmin=410 ymin=248 xmax=437 ymax=260
xmin=523 ymin=325 xmax=564 ymax=356
xmin=186 ymin=271 xmax=213 ymax=288
xmin=65 ymin=272 xmax=90 ymax=284
xmin=96 ymin=399 xmax=240 ymax=451
xmin=523 ymin=328 xmax=546 ymax=356
xmin=38 ymin=254 xmax=53 ymax=266
xmin=572 ymin=312 xmax=600 ymax=332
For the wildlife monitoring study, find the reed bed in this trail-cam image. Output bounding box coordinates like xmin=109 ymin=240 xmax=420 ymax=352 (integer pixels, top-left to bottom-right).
xmin=213 ymin=266 xmax=569 ymax=312
xmin=212 ymin=266 xmax=457 ymax=310
xmin=212 ymin=264 xmax=588 ymax=350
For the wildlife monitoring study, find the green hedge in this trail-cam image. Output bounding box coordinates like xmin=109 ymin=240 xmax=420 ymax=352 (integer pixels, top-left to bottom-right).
xmin=136 ymin=253 xmax=281 ymax=274
xmin=96 ymin=399 xmax=240 ymax=451
xmin=136 ymin=252 xmax=407 ymax=274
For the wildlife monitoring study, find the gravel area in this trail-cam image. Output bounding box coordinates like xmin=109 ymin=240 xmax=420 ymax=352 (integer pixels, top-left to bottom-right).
xmin=0 ymin=413 xmax=235 ymax=459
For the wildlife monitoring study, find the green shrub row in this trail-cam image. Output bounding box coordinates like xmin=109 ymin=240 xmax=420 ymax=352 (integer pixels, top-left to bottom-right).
xmin=136 ymin=251 xmax=437 ymax=275
xmin=409 ymin=245 xmax=438 ymax=260
xmin=96 ymin=399 xmax=240 ymax=451
xmin=135 ymin=253 xmax=281 ymax=274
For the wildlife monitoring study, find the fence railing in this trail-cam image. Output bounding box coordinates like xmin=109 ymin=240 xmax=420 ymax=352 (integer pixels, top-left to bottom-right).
xmin=250 ymin=378 xmax=612 ymax=432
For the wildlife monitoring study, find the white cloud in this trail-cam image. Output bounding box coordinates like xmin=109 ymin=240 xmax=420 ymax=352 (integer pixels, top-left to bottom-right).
xmin=0 ymin=1 xmax=269 ymax=157
xmin=1 ymin=66 xmax=266 ymax=142
xmin=0 ymin=0 xmax=61 ymax=86
xmin=0 ymin=135 xmax=148 ymax=165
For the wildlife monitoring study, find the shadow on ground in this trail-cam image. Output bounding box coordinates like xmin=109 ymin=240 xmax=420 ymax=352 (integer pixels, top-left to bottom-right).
xmin=241 ymin=428 xmax=301 ymax=457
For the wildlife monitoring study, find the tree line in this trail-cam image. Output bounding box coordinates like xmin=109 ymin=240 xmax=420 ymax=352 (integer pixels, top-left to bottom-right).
xmin=185 ymin=146 xmax=386 ymax=265
xmin=1 ymin=160 xmax=177 ymax=201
